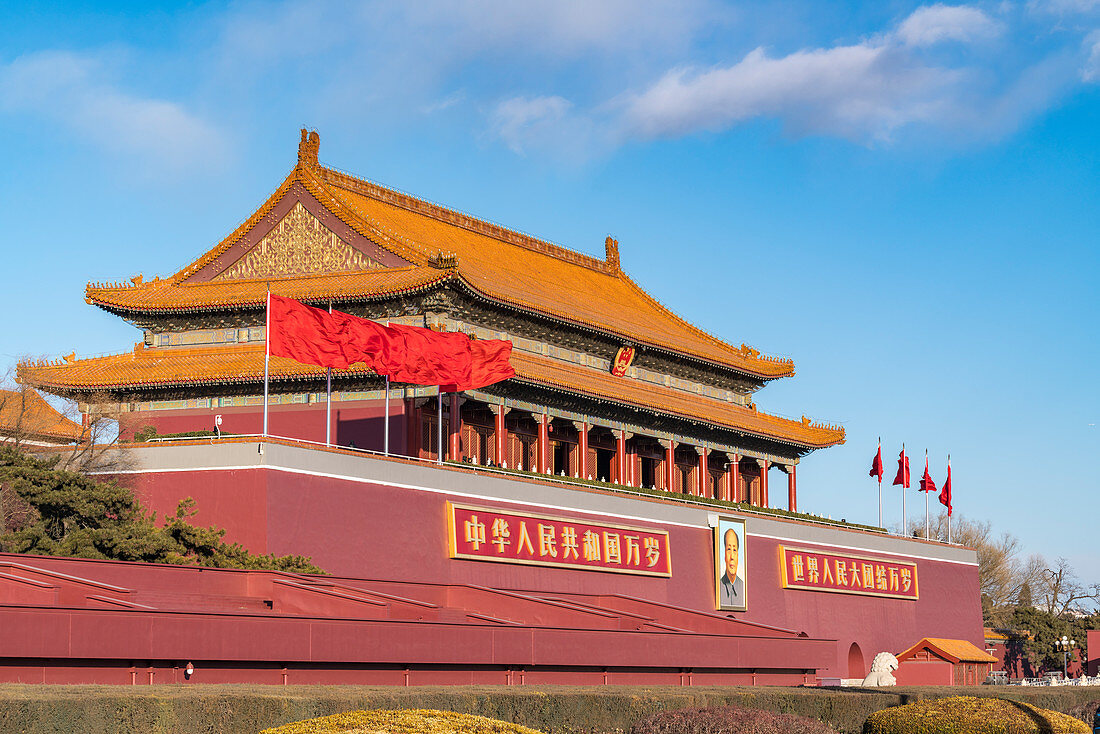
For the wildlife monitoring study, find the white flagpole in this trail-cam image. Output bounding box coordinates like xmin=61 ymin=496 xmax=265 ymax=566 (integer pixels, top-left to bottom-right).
xmin=383 ymin=321 xmax=390 ymax=456
xmin=924 ymin=449 xmax=930 ymax=539
xmin=326 ymin=301 xmax=333 ymax=447
xmin=263 ymin=288 xmax=271 ymax=437
xmin=877 ymin=436 xmax=883 ymax=530
xmin=437 ymin=390 xmax=443 ymax=464
xmin=947 ymin=454 xmax=952 ymax=544
xmin=901 ymin=443 xmax=906 ymax=535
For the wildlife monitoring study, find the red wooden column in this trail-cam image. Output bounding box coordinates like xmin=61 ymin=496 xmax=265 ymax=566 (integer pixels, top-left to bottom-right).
xmin=448 ymin=393 xmax=462 ymax=462
xmin=718 ymin=454 xmax=730 ymax=501
xmin=761 ymin=459 xmax=769 ymax=508
xmin=574 ymin=421 xmax=589 ymax=478
xmin=491 ymin=405 xmax=507 ymax=465
xmin=730 ymin=454 xmax=740 ymax=502
xmin=537 ymin=413 xmax=550 ymax=473
xmin=696 ymin=448 xmax=708 ymax=497
xmin=663 ymin=440 xmax=676 ymax=492
xmin=787 ymin=464 xmax=797 ymax=512
xmin=614 ymin=430 xmax=628 ymax=485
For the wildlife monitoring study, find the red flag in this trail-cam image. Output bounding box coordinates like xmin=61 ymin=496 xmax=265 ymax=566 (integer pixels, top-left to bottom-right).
xmin=869 ymin=443 xmax=884 ymax=480
xmin=919 ymin=456 xmax=937 ymax=493
xmin=269 ymin=295 xmax=365 ymax=369
xmin=939 ymin=460 xmax=952 ymax=516
xmin=268 ymin=295 xmax=515 ymax=390
xmin=892 ymin=448 xmax=910 ymax=488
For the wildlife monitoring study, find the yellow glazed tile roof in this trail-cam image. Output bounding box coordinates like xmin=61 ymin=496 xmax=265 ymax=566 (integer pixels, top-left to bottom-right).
xmin=0 ymin=388 xmax=84 ymax=443
xmin=897 ymin=638 xmax=999 ymax=664
xmin=85 ymin=145 xmax=793 ymax=380
xmin=19 ymin=344 xmax=840 ymax=448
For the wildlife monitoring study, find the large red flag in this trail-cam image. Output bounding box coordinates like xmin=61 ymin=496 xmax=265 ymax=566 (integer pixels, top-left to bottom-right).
xmin=919 ymin=456 xmax=937 ymax=493
xmin=869 ymin=443 xmax=884 ymax=480
xmin=892 ymin=448 xmax=910 ymax=488
xmin=939 ymin=460 xmax=952 ymax=515
xmin=268 ymin=295 xmax=515 ymax=390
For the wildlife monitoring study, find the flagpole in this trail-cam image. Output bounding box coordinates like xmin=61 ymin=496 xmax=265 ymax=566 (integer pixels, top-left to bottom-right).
xmin=901 ymin=443 xmax=906 ymax=536
xmin=383 ymin=321 xmax=390 ymax=456
xmin=877 ymin=436 xmax=883 ymax=529
xmin=437 ymin=390 xmax=443 ymax=464
xmin=263 ymin=287 xmax=271 ymax=438
xmin=326 ymin=301 xmax=333 ymax=447
xmin=947 ymin=454 xmax=952 ymax=544
xmin=924 ymin=449 xmax=930 ymax=540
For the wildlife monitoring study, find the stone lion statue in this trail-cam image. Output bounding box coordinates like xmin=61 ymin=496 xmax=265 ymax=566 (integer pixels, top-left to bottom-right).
xmin=860 ymin=652 xmax=899 ymax=687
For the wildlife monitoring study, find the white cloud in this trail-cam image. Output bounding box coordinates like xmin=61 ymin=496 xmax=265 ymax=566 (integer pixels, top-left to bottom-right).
xmin=610 ymin=3 xmax=1078 ymax=146
xmin=491 ymin=96 xmax=574 ymax=154
xmin=0 ymin=51 xmax=226 ymax=172
xmin=621 ymin=44 xmax=959 ymax=142
xmin=1084 ymin=32 xmax=1100 ymax=80
xmin=488 ymin=94 xmax=608 ymax=163
xmin=896 ymin=4 xmax=1002 ymax=47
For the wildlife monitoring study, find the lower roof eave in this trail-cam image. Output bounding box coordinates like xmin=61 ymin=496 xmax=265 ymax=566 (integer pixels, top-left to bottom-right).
xmin=37 ymin=371 xmax=835 ymax=455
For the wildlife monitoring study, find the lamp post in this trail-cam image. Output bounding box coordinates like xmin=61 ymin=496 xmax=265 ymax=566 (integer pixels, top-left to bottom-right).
xmin=1054 ymin=635 xmax=1076 ymax=679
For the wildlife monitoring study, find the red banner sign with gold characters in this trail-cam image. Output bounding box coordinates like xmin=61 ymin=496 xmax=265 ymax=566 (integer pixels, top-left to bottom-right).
xmin=448 ymin=502 xmax=671 ymax=577
xmin=779 ymin=546 xmax=918 ymax=600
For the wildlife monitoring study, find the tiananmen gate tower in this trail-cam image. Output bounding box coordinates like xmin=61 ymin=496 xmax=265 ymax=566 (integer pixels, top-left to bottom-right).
xmin=7 ymin=130 xmax=983 ymax=687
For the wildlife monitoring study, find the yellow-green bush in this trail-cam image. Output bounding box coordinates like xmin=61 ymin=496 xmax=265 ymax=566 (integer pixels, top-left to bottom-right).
xmin=259 ymin=708 xmax=546 ymax=734
xmin=863 ymin=696 xmax=1089 ymax=734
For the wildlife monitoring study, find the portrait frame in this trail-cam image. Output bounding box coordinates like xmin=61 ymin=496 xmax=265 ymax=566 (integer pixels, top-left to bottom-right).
xmin=713 ymin=517 xmax=747 ymax=611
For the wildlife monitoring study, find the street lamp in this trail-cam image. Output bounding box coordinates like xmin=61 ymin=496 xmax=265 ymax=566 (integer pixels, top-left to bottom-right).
xmin=1054 ymin=635 xmax=1076 ymax=679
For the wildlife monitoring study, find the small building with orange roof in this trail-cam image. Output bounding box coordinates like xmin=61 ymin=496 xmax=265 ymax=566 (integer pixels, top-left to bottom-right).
xmin=895 ymin=637 xmax=998 ymax=685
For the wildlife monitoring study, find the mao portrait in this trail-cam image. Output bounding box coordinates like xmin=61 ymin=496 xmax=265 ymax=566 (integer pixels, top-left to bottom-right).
xmin=714 ymin=518 xmax=747 ymax=611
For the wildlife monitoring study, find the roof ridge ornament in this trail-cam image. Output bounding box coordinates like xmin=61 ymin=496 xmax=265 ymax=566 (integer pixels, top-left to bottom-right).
xmin=298 ymin=128 xmax=320 ymax=169
xmin=604 ymin=236 xmax=620 ymax=271
xmin=430 ymin=251 xmax=459 ymax=269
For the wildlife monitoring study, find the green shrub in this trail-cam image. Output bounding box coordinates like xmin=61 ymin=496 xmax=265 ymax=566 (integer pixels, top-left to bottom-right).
xmin=259 ymin=708 xmax=546 ymax=733
xmin=863 ymin=696 xmax=1089 ymax=734
xmin=631 ymin=705 xmax=839 ymax=734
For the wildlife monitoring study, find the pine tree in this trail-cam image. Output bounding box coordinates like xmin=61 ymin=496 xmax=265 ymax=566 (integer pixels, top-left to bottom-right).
xmin=0 ymin=446 xmax=323 ymax=573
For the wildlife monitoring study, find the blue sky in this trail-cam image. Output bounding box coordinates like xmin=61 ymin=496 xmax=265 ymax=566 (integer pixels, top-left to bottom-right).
xmin=1 ymin=1 xmax=1097 ymax=581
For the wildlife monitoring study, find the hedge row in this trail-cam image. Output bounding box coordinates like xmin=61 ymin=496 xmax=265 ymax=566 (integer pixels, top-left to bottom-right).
xmin=0 ymin=685 xmax=1097 ymax=734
